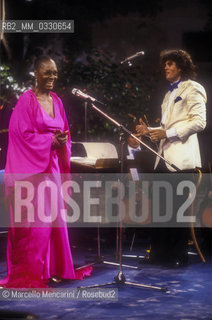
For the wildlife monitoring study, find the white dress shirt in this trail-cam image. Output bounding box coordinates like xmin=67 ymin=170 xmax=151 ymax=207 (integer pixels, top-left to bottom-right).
xmin=161 ymin=81 xmax=182 ymax=141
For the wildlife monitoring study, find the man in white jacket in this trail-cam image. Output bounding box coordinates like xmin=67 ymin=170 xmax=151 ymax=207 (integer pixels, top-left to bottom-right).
xmin=136 ymin=49 xmax=206 ymax=172
xmin=136 ymin=49 xmax=207 ymax=266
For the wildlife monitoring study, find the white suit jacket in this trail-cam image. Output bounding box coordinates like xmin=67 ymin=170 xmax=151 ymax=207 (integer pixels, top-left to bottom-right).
xmin=154 ymin=80 xmax=207 ymax=171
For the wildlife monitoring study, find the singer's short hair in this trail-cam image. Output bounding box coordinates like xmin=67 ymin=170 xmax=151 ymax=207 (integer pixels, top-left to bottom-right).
xmin=160 ymin=49 xmax=196 ymax=80
xmin=34 ymin=55 xmax=54 ymax=71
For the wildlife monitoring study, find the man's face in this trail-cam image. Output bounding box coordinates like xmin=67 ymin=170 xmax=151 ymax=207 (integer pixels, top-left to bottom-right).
xmin=164 ymin=60 xmax=181 ymax=83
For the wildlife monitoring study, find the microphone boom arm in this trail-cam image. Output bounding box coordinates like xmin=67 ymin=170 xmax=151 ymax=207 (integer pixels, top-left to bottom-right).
xmin=121 ymin=51 xmax=145 ymax=64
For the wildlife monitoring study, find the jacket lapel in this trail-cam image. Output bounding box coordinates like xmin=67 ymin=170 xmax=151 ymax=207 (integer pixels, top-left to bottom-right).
xmin=164 ymin=81 xmax=188 ymax=125
xmin=161 ymin=91 xmax=171 ymax=115
xmin=173 ymin=81 xmax=187 ymax=100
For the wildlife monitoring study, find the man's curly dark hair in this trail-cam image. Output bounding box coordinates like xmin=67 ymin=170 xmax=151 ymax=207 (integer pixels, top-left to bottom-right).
xmin=160 ymin=49 xmax=196 ymax=80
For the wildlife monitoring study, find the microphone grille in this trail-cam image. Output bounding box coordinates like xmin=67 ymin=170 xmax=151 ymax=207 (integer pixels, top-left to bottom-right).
xmin=72 ymin=88 xmax=78 ymax=95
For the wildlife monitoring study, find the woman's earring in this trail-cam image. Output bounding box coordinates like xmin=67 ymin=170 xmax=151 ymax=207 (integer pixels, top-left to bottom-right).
xmin=35 ymin=78 xmax=38 ymax=87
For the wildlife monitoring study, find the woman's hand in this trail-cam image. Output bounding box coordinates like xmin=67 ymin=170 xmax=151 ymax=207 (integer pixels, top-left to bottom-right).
xmin=52 ymin=130 xmax=69 ymax=148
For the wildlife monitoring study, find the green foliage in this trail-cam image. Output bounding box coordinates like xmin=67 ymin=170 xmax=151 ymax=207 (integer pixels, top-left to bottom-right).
xmin=57 ymin=49 xmax=157 ymax=141
xmin=0 ymin=50 xmax=157 ymax=143
xmin=0 ymin=65 xmax=31 ymax=109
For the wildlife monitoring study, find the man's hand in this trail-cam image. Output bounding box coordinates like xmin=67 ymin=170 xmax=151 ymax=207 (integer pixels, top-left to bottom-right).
xmin=149 ymin=129 xmax=166 ymax=142
xmin=135 ymin=117 xmax=149 ymax=136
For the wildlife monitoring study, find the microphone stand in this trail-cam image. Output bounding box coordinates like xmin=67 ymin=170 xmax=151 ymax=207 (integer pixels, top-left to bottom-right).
xmin=84 ymin=101 xmax=88 ymax=141
xmin=78 ymin=99 xmax=173 ymax=292
xmin=77 ymin=99 xmax=137 ymax=271
xmin=78 ymin=113 xmax=140 ymax=272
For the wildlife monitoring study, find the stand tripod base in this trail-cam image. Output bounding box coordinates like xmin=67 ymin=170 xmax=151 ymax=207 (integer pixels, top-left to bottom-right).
xmin=78 ymin=271 xmax=168 ymax=292
xmin=81 ymin=256 xmax=140 ymax=270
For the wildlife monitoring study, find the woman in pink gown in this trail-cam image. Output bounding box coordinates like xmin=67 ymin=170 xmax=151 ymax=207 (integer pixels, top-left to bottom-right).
xmin=0 ymin=56 xmax=92 ymax=288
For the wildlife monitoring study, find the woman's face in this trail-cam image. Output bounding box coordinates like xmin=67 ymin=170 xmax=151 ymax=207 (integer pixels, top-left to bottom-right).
xmin=35 ymin=59 xmax=58 ymax=91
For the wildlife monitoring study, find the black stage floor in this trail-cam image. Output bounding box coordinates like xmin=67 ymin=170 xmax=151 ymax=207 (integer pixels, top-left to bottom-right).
xmin=0 ymin=229 xmax=211 ymax=320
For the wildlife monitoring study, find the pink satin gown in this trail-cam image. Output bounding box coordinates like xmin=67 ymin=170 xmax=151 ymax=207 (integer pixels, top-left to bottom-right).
xmin=0 ymin=89 xmax=92 ymax=288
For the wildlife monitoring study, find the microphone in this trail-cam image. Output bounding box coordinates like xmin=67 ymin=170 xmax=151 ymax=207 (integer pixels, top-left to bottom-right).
xmin=121 ymin=51 xmax=145 ymax=65
xmin=72 ymin=88 xmax=96 ymax=102
xmin=72 ymin=88 xmax=105 ymax=105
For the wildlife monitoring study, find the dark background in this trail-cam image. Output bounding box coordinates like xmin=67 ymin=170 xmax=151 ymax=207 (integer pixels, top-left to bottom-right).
xmin=0 ymin=0 xmax=212 ymax=169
